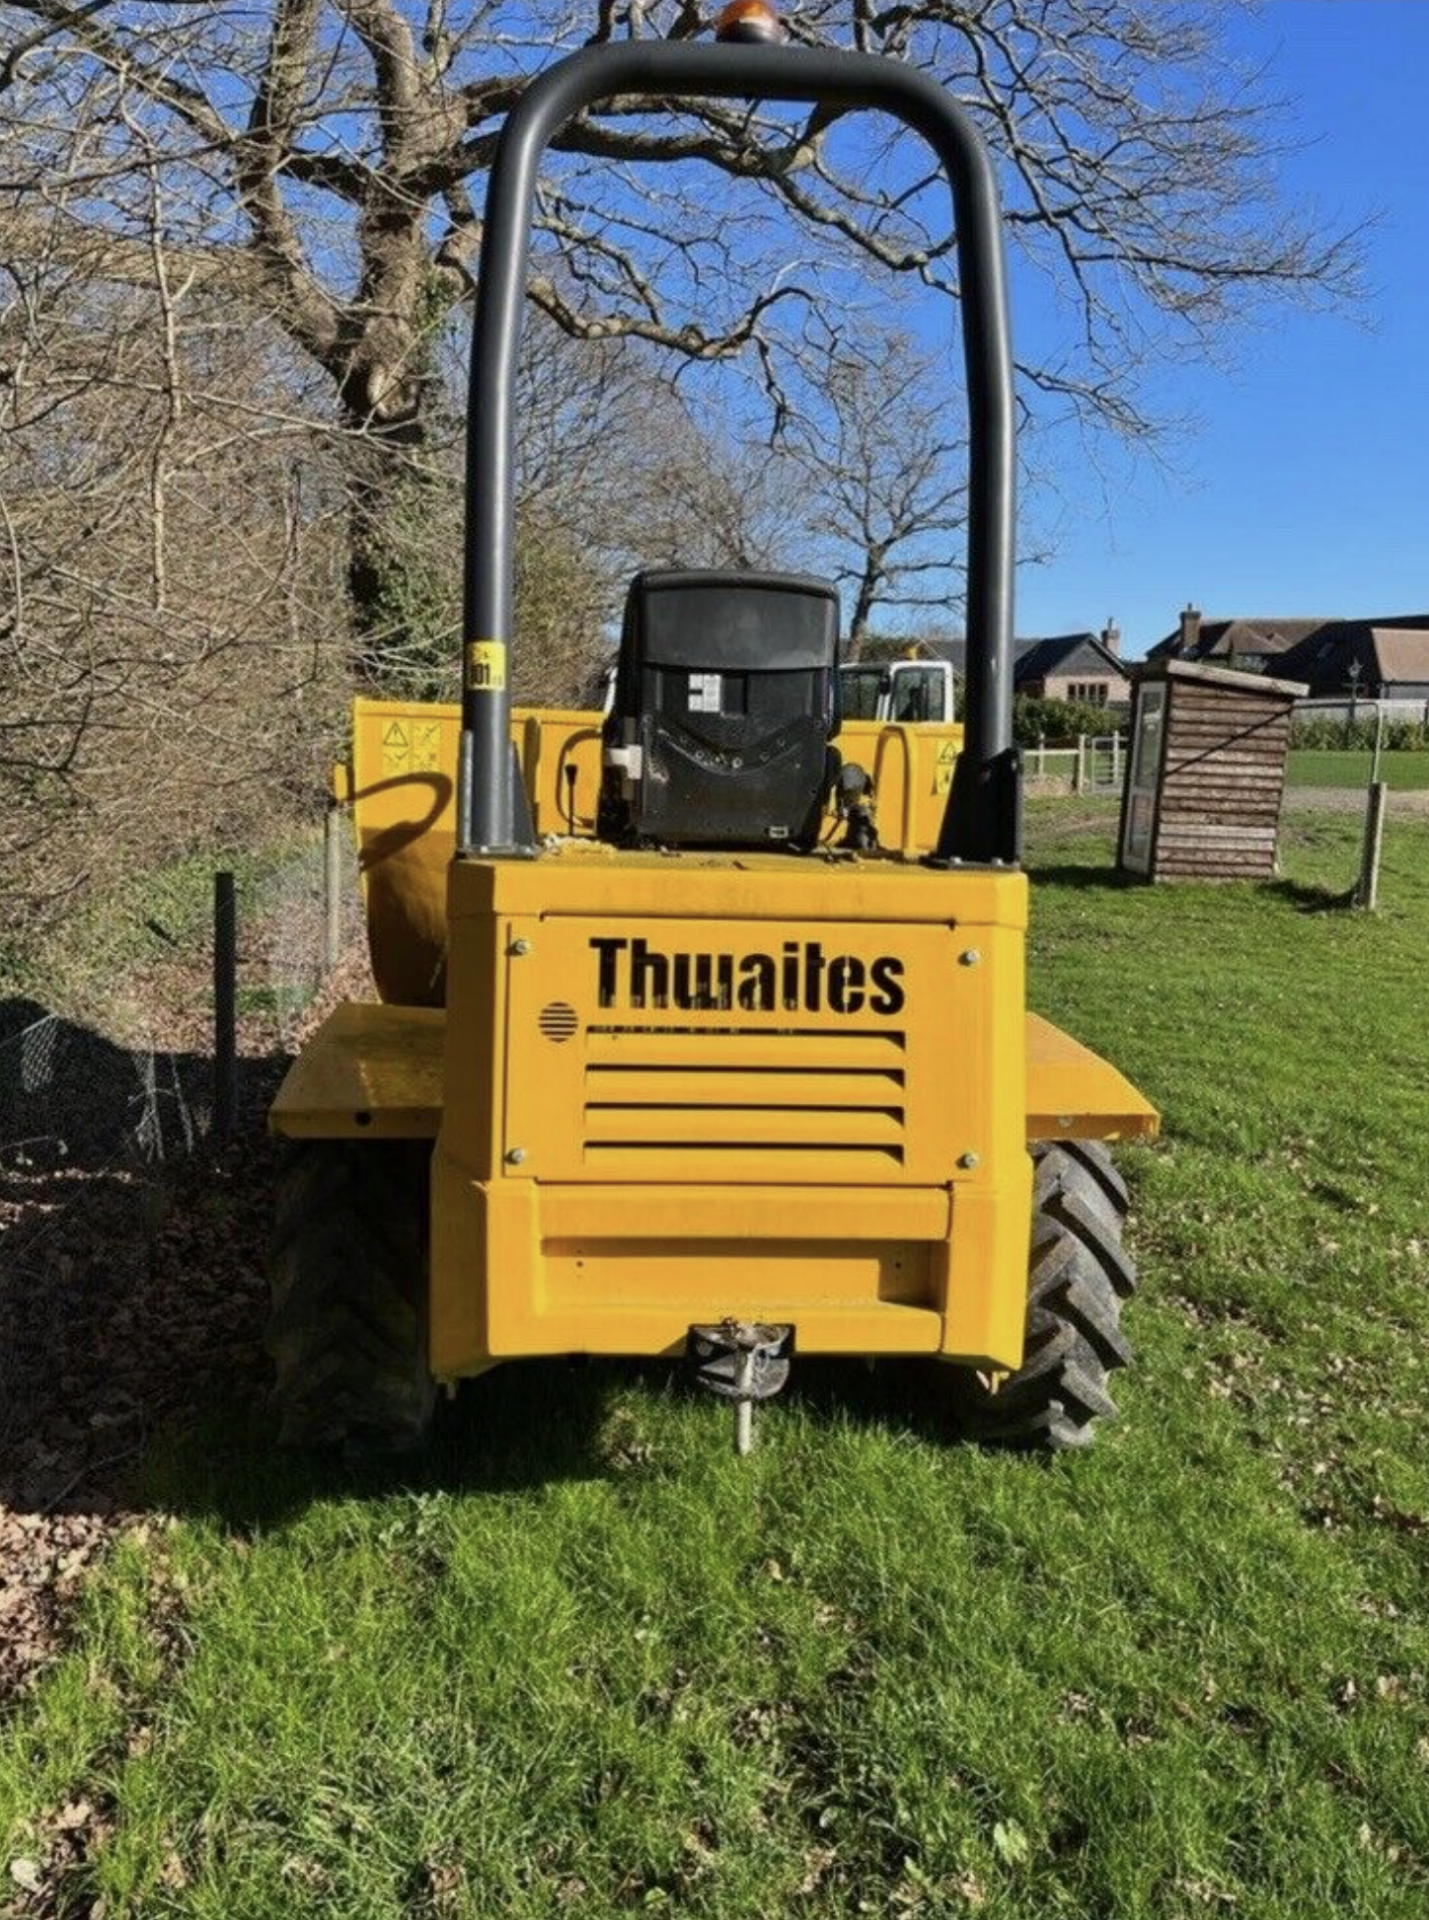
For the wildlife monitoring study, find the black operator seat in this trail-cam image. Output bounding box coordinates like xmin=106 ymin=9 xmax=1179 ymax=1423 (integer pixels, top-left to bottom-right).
xmin=599 ymin=568 xmax=842 ymax=849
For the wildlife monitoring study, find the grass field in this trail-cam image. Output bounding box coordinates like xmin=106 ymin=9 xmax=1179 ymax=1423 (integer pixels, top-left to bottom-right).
xmin=4 ymin=803 xmax=1428 ymax=1919
xmin=1286 ymin=749 xmax=1429 ymax=791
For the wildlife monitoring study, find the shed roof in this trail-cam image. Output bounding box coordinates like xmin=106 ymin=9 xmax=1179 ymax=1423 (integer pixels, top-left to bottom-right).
xmin=1135 ymin=658 xmax=1308 ymax=700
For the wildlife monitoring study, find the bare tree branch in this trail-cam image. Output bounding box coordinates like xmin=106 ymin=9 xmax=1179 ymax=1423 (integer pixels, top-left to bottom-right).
xmin=0 ymin=0 xmax=1364 ymax=693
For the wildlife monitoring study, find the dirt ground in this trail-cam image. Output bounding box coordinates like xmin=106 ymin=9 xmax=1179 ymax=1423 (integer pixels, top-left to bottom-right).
xmin=0 ymin=947 xmax=369 ymax=1698
xmin=1284 ymin=785 xmax=1429 ymax=816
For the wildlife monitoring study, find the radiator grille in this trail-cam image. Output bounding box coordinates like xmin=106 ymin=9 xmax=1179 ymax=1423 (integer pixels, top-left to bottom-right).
xmin=582 ymin=1024 xmax=907 ymax=1169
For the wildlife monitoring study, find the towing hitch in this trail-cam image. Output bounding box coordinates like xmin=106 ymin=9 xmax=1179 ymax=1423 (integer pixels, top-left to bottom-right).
xmin=688 ymin=1321 xmax=792 ymax=1456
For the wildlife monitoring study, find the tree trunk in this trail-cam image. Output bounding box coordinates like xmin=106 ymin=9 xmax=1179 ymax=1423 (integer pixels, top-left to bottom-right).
xmin=845 ymin=565 xmax=882 ymax=661
xmin=337 ymin=350 xmax=429 ymax=688
xmin=346 ymin=445 xmax=416 ymax=686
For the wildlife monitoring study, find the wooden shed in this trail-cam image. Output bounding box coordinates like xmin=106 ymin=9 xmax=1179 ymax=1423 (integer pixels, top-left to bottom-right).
xmin=1117 ymin=660 xmax=1307 ymax=882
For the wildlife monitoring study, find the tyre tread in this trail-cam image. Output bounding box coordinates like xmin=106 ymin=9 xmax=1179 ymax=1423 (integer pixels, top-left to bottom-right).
xmin=266 ymin=1139 xmax=435 ymax=1459
xmin=951 ymin=1140 xmax=1137 ymax=1452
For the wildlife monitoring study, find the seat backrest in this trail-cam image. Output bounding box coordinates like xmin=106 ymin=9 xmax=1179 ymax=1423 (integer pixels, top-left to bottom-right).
xmin=601 ymin=568 xmax=841 ymax=848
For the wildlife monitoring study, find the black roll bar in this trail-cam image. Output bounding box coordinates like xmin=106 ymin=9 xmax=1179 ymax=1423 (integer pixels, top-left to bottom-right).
xmin=460 ymin=39 xmax=1017 ymax=863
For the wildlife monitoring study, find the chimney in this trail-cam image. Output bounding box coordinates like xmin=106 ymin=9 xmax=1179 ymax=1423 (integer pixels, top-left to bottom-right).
xmin=1179 ymin=603 xmax=1202 ymax=655
xmin=1101 ymin=617 xmax=1120 ymax=657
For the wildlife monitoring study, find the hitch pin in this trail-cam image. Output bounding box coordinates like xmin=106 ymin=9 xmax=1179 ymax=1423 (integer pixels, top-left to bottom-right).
xmin=689 ymin=1320 xmax=790 ymax=1457
xmin=734 ymin=1348 xmax=755 ymax=1457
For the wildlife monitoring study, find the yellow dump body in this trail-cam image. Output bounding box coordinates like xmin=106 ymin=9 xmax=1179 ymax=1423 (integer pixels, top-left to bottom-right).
xmin=340 ymin=698 xmax=964 ymax=1005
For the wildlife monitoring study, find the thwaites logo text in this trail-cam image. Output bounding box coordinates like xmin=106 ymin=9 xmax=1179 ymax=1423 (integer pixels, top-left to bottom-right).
xmin=589 ymin=937 xmax=905 ymax=1016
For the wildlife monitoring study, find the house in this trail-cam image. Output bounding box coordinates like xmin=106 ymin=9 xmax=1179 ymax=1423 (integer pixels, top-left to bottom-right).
xmin=1150 ymin=605 xmax=1429 ymax=708
xmin=920 ymin=620 xmax=1131 ymax=710
xmin=1013 ymin=626 xmax=1131 ymax=708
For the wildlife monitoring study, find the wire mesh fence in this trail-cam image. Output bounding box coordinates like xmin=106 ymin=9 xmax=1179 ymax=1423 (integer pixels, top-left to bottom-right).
xmin=0 ymin=815 xmax=363 ymax=1266
xmin=245 ymin=815 xmax=365 ymax=1052
xmin=0 ymin=1006 xmax=199 ymax=1171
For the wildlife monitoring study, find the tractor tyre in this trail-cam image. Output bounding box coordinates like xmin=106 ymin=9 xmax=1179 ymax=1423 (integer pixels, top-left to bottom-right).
xmin=950 ymin=1139 xmax=1137 ymax=1452
xmin=267 ymin=1139 xmax=435 ymax=1461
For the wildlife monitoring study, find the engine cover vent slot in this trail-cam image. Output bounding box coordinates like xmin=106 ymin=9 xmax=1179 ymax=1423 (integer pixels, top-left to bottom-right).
xmin=582 ymin=1025 xmax=907 ymax=1169
xmin=539 ymin=1001 xmax=580 ymax=1043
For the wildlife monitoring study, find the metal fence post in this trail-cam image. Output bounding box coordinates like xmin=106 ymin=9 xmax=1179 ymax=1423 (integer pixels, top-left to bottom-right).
xmin=1355 ymin=781 xmax=1388 ymax=910
xmin=213 ymin=870 xmax=237 ymax=1139
xmin=1112 ymin=730 xmax=1122 ymax=789
xmin=323 ymin=805 xmax=343 ymax=974
xmin=1074 ymin=733 xmax=1086 ymax=794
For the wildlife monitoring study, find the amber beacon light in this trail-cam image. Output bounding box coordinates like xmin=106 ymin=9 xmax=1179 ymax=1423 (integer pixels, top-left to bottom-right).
xmin=714 ymin=1 xmax=787 ymax=45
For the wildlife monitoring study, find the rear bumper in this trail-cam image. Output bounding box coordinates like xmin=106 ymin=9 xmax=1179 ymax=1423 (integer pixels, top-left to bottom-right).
xmin=428 ymin=1156 xmax=1034 ymax=1377
xmin=270 ymin=1000 xmax=1156 ymax=1377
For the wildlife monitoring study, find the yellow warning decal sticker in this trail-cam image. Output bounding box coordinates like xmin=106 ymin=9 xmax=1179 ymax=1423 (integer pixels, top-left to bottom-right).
xmin=409 ymin=720 xmax=441 ymax=772
xmin=381 ymin=719 xmax=410 ymax=776
xmin=381 ymin=717 xmax=444 ymax=776
xmin=465 ymin=639 xmax=507 ymax=693
xmin=934 ymin=738 xmax=958 ymax=794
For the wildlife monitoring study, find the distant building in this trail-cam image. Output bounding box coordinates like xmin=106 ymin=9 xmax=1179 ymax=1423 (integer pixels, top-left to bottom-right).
xmin=1148 ymin=605 xmax=1429 ymax=709
xmin=924 ymin=620 xmax=1131 ymax=710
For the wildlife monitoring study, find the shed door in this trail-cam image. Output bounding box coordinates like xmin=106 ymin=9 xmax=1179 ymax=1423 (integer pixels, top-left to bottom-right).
xmin=1121 ymin=684 xmax=1164 ymax=873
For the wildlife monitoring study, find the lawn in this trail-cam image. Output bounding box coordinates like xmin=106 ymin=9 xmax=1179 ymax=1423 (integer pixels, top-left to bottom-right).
xmin=1286 ymin=749 xmax=1429 ymax=791
xmin=3 ymin=803 xmax=1428 ymax=1919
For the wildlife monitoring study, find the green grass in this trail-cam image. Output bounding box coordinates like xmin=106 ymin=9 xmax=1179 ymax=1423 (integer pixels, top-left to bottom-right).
xmin=1287 ymin=749 xmax=1429 ymax=790
xmin=0 ymin=830 xmax=321 ymax=1024
xmin=234 ymin=982 xmax=313 ymax=1021
xmin=5 ymin=802 xmax=1429 ymax=1918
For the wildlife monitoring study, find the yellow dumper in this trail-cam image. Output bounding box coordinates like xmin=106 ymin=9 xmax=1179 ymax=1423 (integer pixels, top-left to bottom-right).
xmin=269 ymin=27 xmax=1157 ymax=1459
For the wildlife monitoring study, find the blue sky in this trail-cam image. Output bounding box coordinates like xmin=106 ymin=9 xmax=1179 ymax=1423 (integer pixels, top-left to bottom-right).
xmin=1014 ymin=1 xmax=1429 ymax=657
